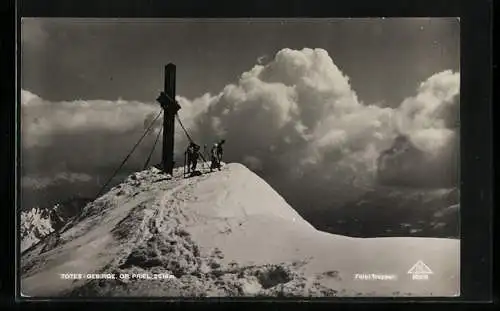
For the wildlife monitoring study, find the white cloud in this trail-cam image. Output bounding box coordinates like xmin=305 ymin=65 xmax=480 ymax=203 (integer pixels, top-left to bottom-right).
xmin=21 ymin=92 xmax=159 ymax=148
xmin=21 ymin=48 xmax=460 ymax=208
xmin=180 ymin=48 xmax=459 ymax=191
xmin=395 ymin=70 xmax=460 ymax=155
xmin=21 ymin=89 xmax=41 ymax=106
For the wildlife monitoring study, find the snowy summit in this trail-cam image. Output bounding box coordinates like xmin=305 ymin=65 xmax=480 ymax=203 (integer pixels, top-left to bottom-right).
xmin=21 ymin=163 xmax=459 ymax=297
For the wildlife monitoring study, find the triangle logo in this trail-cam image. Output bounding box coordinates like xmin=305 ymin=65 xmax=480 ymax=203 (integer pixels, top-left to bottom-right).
xmin=407 ymin=260 xmax=433 ymax=274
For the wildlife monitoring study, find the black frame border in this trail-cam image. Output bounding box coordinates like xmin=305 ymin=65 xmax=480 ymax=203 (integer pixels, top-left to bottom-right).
xmin=3 ymin=0 xmax=493 ymax=307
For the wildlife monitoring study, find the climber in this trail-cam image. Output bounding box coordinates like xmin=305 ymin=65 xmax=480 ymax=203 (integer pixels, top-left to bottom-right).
xmin=185 ymin=142 xmax=200 ymax=173
xmin=210 ymin=142 xmax=219 ymax=172
xmin=216 ymin=139 xmax=225 ymax=163
xmin=210 ymin=139 xmax=226 ymax=171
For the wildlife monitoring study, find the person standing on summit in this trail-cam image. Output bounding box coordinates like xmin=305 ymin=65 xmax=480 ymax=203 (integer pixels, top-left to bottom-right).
xmin=185 ymin=142 xmax=200 ymax=173
xmin=216 ymin=139 xmax=225 ymax=163
xmin=210 ymin=139 xmax=226 ymax=171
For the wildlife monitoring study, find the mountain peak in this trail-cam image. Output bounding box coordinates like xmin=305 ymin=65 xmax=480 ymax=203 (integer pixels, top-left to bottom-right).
xmin=21 ymin=162 xmax=459 ymax=297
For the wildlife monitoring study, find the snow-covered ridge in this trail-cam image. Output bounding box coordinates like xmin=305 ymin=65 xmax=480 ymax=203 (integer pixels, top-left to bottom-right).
xmin=21 ymin=163 xmax=459 ymax=297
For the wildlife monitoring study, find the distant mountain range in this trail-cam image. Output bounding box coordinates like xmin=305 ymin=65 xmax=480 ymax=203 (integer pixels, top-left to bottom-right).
xmin=303 ymin=186 xmax=459 ymax=239
xmin=20 ymin=197 xmax=92 ymax=252
xmin=377 ymin=134 xmax=459 ymax=188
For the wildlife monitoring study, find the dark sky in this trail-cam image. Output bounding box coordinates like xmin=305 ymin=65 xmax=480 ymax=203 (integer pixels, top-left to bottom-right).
xmin=22 ymin=18 xmax=459 ymax=107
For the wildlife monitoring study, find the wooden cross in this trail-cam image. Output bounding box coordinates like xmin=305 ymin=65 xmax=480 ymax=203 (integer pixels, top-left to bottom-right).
xmin=156 ymin=63 xmax=181 ymax=175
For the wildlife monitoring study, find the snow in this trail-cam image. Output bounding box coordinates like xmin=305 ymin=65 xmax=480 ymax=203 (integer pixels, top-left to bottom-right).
xmin=20 ymin=208 xmax=54 ymax=252
xmin=21 ymin=163 xmax=459 ymax=297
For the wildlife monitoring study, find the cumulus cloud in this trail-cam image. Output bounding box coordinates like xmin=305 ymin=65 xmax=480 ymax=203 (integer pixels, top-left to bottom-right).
xmin=376 ymin=70 xmax=460 ymax=188
xmin=183 ymin=49 xmax=458 ymax=189
xmin=395 ymin=70 xmax=460 ymax=156
xmin=20 ymin=91 xmax=171 ymax=207
xmin=21 ymin=47 xmax=459 ymax=210
xmin=21 ymin=90 xmax=160 ymax=148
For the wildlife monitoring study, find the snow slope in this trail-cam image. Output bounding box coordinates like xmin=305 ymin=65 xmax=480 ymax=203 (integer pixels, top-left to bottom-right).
xmin=21 ymin=163 xmax=459 ymax=297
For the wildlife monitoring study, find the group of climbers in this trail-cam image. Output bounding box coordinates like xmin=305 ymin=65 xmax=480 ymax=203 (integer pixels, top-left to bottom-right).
xmin=185 ymin=139 xmax=226 ymax=176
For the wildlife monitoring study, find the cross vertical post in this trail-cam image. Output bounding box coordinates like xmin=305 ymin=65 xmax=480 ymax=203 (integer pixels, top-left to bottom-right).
xmin=156 ymin=63 xmax=181 ymax=175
